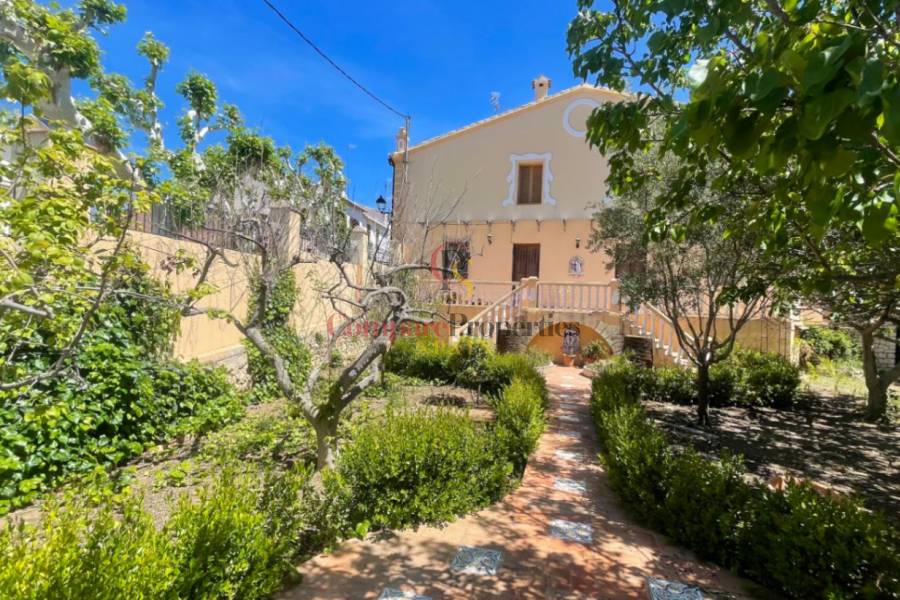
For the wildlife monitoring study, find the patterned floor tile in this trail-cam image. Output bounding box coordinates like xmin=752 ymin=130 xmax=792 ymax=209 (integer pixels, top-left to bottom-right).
xmin=550 ymin=519 xmax=593 ymax=544
xmin=378 ymin=589 xmax=431 ymax=600
xmin=558 ymin=431 xmax=582 ymax=439
xmin=558 ymin=414 xmax=582 ymax=423
xmin=554 ymin=477 xmax=587 ymax=494
xmin=554 ymin=449 xmax=583 ymax=462
xmin=646 ymin=577 xmax=705 ymax=599
xmin=450 ymin=546 xmax=503 ymax=576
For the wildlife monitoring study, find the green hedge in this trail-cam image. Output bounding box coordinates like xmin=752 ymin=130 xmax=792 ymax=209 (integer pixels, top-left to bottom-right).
xmin=342 ymin=335 xmax=547 ymax=530
xmin=340 ymin=410 xmax=510 ymax=530
xmin=591 ymin=364 xmax=900 ymax=599
xmin=621 ymin=349 xmax=800 ymax=408
xmin=384 ymin=335 xmax=548 ymax=397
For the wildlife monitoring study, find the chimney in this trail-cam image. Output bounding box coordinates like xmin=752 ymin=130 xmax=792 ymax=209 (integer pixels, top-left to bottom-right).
xmin=396 ymin=127 xmax=408 ymax=153
xmin=532 ymin=75 xmax=551 ymax=101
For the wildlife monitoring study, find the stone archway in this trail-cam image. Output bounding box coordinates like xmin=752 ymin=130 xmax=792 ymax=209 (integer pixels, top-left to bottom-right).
xmin=526 ymin=321 xmax=618 ymax=365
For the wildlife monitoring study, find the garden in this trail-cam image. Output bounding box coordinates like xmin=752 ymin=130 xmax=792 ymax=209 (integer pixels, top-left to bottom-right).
xmin=588 ymin=351 xmax=900 ymax=599
xmin=1 ymin=334 xmax=548 ymax=599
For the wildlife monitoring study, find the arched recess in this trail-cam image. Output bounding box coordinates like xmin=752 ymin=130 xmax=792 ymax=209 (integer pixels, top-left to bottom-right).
xmin=526 ymin=321 xmax=615 ymax=365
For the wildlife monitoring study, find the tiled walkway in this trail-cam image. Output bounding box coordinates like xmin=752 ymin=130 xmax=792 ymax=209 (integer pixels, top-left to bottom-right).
xmin=280 ymin=366 xmax=759 ymax=599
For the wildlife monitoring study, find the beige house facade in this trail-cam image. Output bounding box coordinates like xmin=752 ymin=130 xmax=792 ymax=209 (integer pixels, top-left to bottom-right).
xmin=391 ymin=77 xmax=620 ymax=286
xmin=390 ymin=77 xmax=795 ymax=365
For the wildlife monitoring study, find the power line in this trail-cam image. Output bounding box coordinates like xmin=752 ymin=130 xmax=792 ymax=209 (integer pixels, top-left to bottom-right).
xmin=260 ymin=0 xmax=410 ymax=120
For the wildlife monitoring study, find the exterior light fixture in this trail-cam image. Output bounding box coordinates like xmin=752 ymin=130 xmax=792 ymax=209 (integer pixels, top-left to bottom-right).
xmin=375 ymin=194 xmax=390 ymax=215
xmin=487 ymin=232 xmax=494 ymax=245
xmin=575 ymin=236 xmax=581 ymax=248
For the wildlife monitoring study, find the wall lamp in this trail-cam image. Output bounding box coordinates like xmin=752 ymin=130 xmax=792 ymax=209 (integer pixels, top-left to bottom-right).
xmin=575 ymin=236 xmax=581 ymax=249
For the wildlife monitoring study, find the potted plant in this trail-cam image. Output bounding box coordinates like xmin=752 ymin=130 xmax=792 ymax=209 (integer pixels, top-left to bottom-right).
xmin=582 ymin=340 xmax=608 ymax=364
xmin=561 ymin=353 xmax=577 ymax=367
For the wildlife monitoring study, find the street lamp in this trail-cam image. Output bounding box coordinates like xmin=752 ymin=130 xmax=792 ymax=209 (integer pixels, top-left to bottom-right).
xmin=376 ymin=194 xmax=391 ymax=215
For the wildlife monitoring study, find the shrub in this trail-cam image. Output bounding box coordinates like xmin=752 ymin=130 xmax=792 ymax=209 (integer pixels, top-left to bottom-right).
xmin=596 ymin=351 xmax=800 ymax=409
xmin=0 ymin=491 xmax=175 ymax=600
xmin=730 ymin=349 xmax=800 ymax=409
xmin=582 ymin=339 xmax=609 ymax=361
xmin=340 ymin=410 xmax=510 ymax=530
xmin=0 ymin=466 xmax=308 ymax=600
xmin=589 ymin=370 xmax=900 ymax=599
xmin=0 ymin=347 xmax=243 ymax=514
xmin=447 ymin=337 xmax=494 ymax=390
xmin=642 ymin=366 xmax=695 ymax=405
xmin=491 ymin=377 xmax=546 ymax=474
xmin=165 ymin=468 xmax=306 ymax=600
xmin=800 ymin=326 xmax=860 ymax=363
xmin=383 ymin=335 xmax=453 ymax=381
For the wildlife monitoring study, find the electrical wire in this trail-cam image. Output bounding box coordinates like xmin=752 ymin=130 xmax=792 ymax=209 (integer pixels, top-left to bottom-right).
xmin=260 ymin=0 xmax=410 ymax=120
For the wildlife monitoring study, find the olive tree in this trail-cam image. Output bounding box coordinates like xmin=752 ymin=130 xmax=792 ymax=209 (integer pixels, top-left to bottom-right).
xmin=593 ymin=154 xmax=771 ymax=425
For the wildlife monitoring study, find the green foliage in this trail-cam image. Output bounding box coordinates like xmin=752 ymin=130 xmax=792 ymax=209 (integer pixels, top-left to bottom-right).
xmin=384 ymin=335 xmax=548 ymax=398
xmin=243 ymin=270 xmax=311 ymax=403
xmin=491 ymin=377 xmax=546 ymax=474
xmin=598 ymin=351 xmax=800 ymax=409
xmin=581 ymin=339 xmax=609 ymax=361
xmin=568 ymin=0 xmax=900 ymax=416
xmin=0 ymin=353 xmax=242 ymax=514
xmin=801 ymin=326 xmax=860 ymax=363
xmin=165 ymin=468 xmax=305 ymax=600
xmin=383 ymin=335 xmax=453 ymax=381
xmin=340 ymin=410 xmax=510 ymax=530
xmin=176 ymin=71 xmax=217 ymax=121
xmin=0 ymin=466 xmax=309 ymax=600
xmin=1 ymin=252 xmax=241 ymax=514
xmin=0 ymin=490 xmax=175 ymax=600
xmin=590 ymin=370 xmax=900 ymax=599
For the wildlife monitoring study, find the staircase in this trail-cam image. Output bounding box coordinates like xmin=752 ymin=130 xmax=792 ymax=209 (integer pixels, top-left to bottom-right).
xmin=621 ymin=304 xmax=690 ymax=366
xmin=442 ymin=278 xmax=689 ymax=366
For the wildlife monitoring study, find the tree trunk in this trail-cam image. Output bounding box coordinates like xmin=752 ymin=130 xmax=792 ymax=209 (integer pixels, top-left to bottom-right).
xmin=861 ymin=329 xmax=888 ymax=421
xmin=313 ymin=420 xmax=338 ymax=471
xmin=696 ymin=362 xmax=711 ymax=427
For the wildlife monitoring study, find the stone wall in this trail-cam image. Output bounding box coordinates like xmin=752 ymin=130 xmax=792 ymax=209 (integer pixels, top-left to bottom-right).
xmin=874 ymin=325 xmax=898 ymax=372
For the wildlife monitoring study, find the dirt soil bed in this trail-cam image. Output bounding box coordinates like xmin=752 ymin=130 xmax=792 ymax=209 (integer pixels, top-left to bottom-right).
xmin=643 ymin=391 xmax=900 ymax=519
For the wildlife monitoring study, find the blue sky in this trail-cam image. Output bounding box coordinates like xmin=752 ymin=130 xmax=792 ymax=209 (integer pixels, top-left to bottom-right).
xmin=94 ymin=0 xmax=595 ymax=208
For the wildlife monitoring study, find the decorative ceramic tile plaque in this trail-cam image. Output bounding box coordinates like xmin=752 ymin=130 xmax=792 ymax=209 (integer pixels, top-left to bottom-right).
xmin=550 ymin=519 xmax=593 ymax=544
xmin=450 ymin=546 xmax=503 ymax=576
xmin=555 ymin=450 xmax=582 ymax=462
xmin=378 ymin=588 xmax=431 ymax=600
xmin=554 ymin=477 xmax=587 ymax=494
xmin=646 ymin=577 xmax=706 ymax=600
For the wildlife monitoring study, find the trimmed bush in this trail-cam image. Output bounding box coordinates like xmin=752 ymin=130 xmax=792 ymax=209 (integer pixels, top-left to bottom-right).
xmin=340 ymin=410 xmax=510 ymax=530
xmin=590 ymin=368 xmax=900 ymax=599
xmin=491 ymin=377 xmax=546 ymax=473
xmin=383 ymin=335 xmax=453 ymax=381
xmin=165 ymin=468 xmax=305 ymax=600
xmin=596 ymin=350 xmax=800 ymax=409
xmin=0 ymin=467 xmax=308 ymax=600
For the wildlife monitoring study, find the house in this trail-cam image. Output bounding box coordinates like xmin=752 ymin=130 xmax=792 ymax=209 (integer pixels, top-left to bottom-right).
xmin=344 ymin=197 xmax=391 ymax=264
xmin=389 ymin=76 xmax=795 ymax=365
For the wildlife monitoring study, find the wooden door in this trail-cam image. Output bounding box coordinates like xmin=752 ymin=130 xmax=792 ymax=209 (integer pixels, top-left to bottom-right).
xmin=512 ymin=244 xmax=540 ymax=281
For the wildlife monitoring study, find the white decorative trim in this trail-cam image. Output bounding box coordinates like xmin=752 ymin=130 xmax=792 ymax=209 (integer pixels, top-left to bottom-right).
xmin=501 ymin=152 xmax=557 ymax=207
xmin=563 ymin=98 xmax=601 ymax=138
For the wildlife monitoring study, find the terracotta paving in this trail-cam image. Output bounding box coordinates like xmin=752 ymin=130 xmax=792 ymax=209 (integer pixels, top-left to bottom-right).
xmin=280 ymin=366 xmax=761 ymax=600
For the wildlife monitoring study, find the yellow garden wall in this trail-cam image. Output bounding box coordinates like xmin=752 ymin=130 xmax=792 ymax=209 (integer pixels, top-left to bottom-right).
xmin=126 ymin=230 xmax=348 ymax=364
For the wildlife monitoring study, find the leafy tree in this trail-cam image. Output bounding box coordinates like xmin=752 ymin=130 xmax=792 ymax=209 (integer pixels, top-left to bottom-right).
xmin=568 ymin=0 xmax=900 ymax=419
xmin=593 ymin=154 xmax=770 ymax=424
